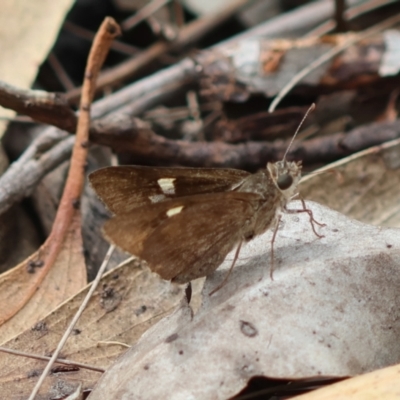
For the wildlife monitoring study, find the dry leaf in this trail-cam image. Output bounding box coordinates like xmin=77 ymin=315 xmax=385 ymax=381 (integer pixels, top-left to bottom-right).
xmin=0 ymin=213 xmax=86 ymax=343
xmin=87 ymin=201 xmax=400 ymax=399
xmin=0 ymin=0 xmax=74 ymax=136
xmin=293 ymin=363 xmax=400 ymax=400
xmin=0 ymin=258 xmax=204 ymax=399
xmin=0 ymin=0 xmax=77 ymax=291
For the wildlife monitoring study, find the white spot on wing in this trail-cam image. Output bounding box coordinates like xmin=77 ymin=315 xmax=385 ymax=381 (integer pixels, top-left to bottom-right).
xmin=158 ymin=178 xmax=176 ymax=195
xmin=149 ymin=194 xmax=166 ymax=203
xmin=167 ymin=206 xmax=184 ymax=217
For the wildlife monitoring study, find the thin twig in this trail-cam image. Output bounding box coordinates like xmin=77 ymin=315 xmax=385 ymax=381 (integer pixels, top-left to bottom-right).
xmin=89 ymin=116 xmax=400 ymax=168
xmin=0 ymin=81 xmax=76 ymax=131
xmin=333 ymin=0 xmax=348 ymax=32
xmin=48 ymin=53 xmax=75 ymax=91
xmin=122 ymin=0 xmax=172 ymax=31
xmin=28 ymin=246 xmax=115 ymax=399
xmin=171 ymin=0 xmax=185 ymax=28
xmin=0 ymin=346 xmax=105 ymax=373
xmin=28 ymin=17 xmax=120 ymax=399
xmin=306 ymin=0 xmax=397 ymax=37
xmin=63 ymin=20 xmax=139 ymax=56
xmin=0 ymin=133 xmax=74 ymax=215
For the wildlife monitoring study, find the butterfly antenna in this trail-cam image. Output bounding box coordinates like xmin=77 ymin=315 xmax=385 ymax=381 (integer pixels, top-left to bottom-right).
xmin=283 ymin=103 xmax=315 ymax=161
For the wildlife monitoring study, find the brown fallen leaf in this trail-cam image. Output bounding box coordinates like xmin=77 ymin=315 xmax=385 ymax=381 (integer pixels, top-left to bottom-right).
xmin=0 ymin=212 xmax=86 ymax=344
xmin=0 ymin=0 xmax=73 ymax=280
xmin=0 ymin=17 xmax=120 ymax=349
xmin=0 ymin=259 xmax=203 ymax=399
xmin=292 ymin=363 xmax=400 ymax=400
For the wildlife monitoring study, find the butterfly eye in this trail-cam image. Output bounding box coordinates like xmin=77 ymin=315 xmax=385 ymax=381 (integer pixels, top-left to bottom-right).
xmin=277 ymin=174 xmax=293 ymax=190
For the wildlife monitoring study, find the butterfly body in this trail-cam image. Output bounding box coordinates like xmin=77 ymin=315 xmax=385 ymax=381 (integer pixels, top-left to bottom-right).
xmin=89 ymin=160 xmax=302 ymax=283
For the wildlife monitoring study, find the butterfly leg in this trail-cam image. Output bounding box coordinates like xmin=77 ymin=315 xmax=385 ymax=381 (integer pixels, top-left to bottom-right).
xmin=270 ymin=215 xmax=282 ymax=280
xmin=284 ymin=198 xmax=325 ymax=238
xmin=209 ymin=240 xmax=243 ymax=296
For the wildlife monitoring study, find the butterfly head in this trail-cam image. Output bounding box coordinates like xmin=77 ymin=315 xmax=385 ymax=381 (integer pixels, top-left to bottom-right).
xmin=266 ymin=103 xmax=313 ymax=200
xmin=267 ymin=160 xmax=302 ymax=199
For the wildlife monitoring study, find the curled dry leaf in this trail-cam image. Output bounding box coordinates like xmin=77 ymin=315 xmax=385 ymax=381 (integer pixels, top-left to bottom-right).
xmin=0 ymin=259 xmax=203 ymax=399
xmin=88 ymin=201 xmax=400 ymax=400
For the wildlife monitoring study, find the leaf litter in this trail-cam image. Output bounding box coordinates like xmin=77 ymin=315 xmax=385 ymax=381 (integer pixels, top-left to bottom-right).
xmin=0 ymin=258 xmax=204 ymax=399
xmin=0 ymin=212 xmax=86 ymax=344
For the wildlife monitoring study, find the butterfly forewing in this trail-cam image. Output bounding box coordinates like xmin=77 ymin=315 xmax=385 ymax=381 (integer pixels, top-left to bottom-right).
xmin=89 ymin=166 xmax=250 ymax=214
xmin=103 ymin=191 xmax=261 ymax=281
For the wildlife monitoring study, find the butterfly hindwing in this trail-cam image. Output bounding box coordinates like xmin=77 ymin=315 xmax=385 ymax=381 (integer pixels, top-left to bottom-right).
xmin=103 ymin=191 xmax=262 ymax=281
xmin=89 ymin=166 xmax=250 ymax=214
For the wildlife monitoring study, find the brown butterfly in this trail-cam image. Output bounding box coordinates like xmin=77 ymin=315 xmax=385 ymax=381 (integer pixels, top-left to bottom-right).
xmin=89 ymin=106 xmax=323 ymax=291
